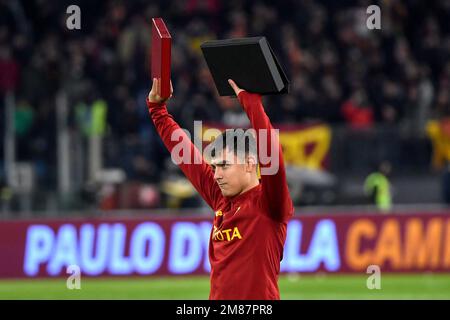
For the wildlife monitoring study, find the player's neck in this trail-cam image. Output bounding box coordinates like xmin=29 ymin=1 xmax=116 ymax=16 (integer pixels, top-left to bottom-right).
xmin=239 ymin=179 xmax=260 ymax=195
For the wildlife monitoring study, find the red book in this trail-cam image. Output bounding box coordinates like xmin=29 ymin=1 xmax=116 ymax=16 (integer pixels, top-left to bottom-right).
xmin=151 ymin=18 xmax=172 ymax=99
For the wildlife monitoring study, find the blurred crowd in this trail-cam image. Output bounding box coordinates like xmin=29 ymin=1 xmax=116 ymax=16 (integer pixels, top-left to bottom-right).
xmin=0 ymin=0 xmax=449 ymax=209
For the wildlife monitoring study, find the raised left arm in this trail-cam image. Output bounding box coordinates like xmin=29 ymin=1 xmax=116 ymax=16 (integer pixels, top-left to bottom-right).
xmin=228 ymin=80 xmax=293 ymax=222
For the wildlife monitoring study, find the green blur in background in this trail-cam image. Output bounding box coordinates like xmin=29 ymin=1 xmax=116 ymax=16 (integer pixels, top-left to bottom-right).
xmin=1 ymin=274 xmax=450 ymax=299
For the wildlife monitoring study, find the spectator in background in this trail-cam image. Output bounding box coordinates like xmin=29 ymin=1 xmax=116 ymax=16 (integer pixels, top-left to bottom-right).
xmin=341 ymin=88 xmax=374 ymax=129
xmin=0 ymin=45 xmax=19 ymax=96
xmin=364 ymin=161 xmax=393 ymax=212
xmin=14 ymin=97 xmax=34 ymax=161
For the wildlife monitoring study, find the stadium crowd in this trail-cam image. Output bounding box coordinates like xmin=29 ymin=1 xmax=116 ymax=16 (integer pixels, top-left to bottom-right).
xmin=0 ymin=0 xmax=449 ymax=209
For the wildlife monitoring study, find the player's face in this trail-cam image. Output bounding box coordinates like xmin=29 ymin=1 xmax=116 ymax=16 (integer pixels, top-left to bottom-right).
xmin=210 ymin=148 xmax=249 ymax=197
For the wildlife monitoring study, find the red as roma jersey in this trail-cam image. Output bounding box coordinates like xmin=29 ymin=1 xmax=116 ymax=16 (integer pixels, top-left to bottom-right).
xmin=147 ymin=91 xmax=293 ymax=300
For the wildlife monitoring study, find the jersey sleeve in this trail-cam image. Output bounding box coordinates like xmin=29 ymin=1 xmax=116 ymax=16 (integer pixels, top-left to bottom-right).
xmin=237 ymin=92 xmax=294 ymax=222
xmin=147 ymin=98 xmax=223 ymax=211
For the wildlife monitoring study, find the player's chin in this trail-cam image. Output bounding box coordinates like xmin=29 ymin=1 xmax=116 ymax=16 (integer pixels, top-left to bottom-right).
xmin=221 ymin=189 xmax=237 ymax=197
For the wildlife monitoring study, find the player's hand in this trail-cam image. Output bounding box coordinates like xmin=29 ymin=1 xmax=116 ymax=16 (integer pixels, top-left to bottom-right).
xmin=148 ymin=78 xmax=173 ymax=103
xmin=228 ymin=79 xmax=244 ymax=96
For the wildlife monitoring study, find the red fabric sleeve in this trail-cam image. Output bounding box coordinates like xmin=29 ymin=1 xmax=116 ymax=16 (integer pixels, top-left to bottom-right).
xmin=146 ymin=98 xmax=223 ymax=211
xmin=237 ymin=92 xmax=294 ymax=222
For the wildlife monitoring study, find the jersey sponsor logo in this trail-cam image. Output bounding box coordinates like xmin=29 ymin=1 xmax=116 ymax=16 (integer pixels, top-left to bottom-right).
xmin=212 ymin=225 xmax=242 ymax=242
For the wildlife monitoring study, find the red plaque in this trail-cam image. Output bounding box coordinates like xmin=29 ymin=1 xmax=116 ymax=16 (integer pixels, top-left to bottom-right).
xmin=151 ymin=18 xmax=172 ymax=99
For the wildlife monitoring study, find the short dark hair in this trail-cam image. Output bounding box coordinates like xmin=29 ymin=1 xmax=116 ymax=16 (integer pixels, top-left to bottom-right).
xmin=208 ymin=129 xmax=257 ymax=163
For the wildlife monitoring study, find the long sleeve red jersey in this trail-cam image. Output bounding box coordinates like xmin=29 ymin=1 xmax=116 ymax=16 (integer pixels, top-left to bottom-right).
xmin=147 ymin=91 xmax=293 ymax=300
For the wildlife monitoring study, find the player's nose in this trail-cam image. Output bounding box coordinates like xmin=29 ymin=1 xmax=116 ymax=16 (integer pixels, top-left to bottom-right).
xmin=213 ymin=168 xmax=223 ymax=180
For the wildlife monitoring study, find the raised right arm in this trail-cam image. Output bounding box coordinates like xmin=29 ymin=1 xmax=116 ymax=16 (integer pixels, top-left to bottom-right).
xmin=146 ymin=79 xmax=223 ymax=211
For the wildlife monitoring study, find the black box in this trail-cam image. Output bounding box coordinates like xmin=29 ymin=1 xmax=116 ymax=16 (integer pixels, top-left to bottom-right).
xmin=200 ymin=37 xmax=290 ymax=96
